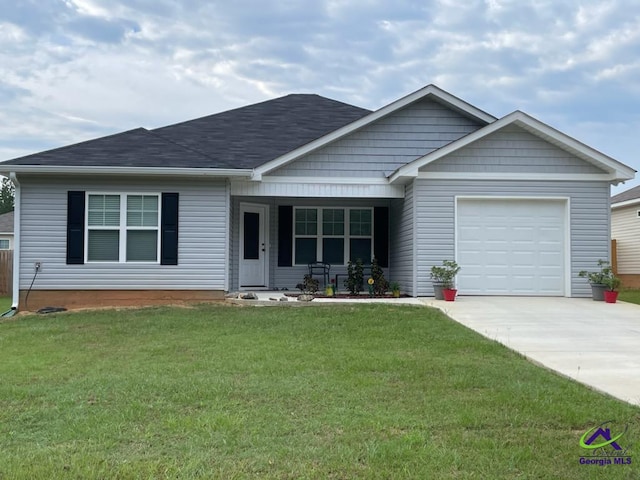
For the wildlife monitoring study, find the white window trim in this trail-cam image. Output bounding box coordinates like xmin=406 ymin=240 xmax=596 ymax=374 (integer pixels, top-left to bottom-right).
xmin=85 ymin=192 xmax=162 ymax=264
xmin=0 ymin=239 xmax=9 ymax=250
xmin=293 ymin=206 xmax=373 ymax=266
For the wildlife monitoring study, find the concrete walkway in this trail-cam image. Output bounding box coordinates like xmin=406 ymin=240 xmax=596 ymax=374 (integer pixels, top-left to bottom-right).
xmin=424 ymin=297 xmax=640 ymax=405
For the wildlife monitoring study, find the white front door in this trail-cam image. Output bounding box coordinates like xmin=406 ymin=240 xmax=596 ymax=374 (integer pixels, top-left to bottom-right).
xmin=239 ymin=204 xmax=269 ymax=289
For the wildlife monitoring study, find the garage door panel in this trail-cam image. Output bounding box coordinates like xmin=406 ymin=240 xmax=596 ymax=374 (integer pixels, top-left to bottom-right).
xmin=457 ymin=199 xmax=566 ymax=296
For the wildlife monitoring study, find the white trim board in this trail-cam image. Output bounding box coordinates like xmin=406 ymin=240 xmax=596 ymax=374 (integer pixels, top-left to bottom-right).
xmin=418 ymin=172 xmax=617 ymax=182
xmin=230 ymin=180 xmax=405 ymax=198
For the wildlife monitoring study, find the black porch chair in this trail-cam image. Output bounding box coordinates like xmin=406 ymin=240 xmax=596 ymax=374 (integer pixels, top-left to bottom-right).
xmin=308 ymin=261 xmax=331 ymax=288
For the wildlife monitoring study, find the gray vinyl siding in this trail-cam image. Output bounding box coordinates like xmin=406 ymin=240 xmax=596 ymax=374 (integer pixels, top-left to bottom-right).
xmin=389 ymin=183 xmax=415 ymax=296
xmin=19 ymin=175 xmax=229 ymax=290
xmin=413 ymin=179 xmax=610 ymax=297
xmin=270 ymin=98 xmax=483 ymax=178
xmin=230 ymin=196 xmax=391 ymax=291
xmin=422 ymin=125 xmax=606 ymax=174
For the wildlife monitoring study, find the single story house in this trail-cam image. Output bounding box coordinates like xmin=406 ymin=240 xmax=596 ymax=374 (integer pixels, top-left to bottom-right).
xmin=611 ymin=185 xmax=640 ymax=288
xmin=0 ymin=211 xmax=14 ymax=250
xmin=1 ymin=84 xmax=635 ymax=310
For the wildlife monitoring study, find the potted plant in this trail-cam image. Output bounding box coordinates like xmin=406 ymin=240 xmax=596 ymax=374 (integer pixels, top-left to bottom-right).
xmin=431 ymin=260 xmax=461 ymax=301
xmin=603 ymin=274 xmax=622 ymax=304
xmin=430 ymin=263 xmax=448 ymax=300
xmin=390 ymin=281 xmax=401 ymax=298
xmin=578 ymin=260 xmax=614 ymax=301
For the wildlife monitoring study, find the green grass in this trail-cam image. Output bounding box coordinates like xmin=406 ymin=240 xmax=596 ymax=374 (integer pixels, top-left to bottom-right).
xmin=619 ymin=289 xmax=640 ymax=305
xmin=0 ymin=295 xmax=12 ymax=313
xmin=0 ymin=304 xmax=638 ymax=479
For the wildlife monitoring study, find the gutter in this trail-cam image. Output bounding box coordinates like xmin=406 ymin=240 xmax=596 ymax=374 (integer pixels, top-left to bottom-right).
xmin=9 ymin=172 xmax=20 ymax=311
xmin=611 ymin=198 xmax=640 ymax=210
xmin=0 ymin=165 xmax=254 ymax=177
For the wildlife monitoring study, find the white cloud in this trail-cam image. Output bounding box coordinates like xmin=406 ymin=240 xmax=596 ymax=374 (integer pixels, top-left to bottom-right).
xmin=0 ymin=0 xmax=639 ymax=195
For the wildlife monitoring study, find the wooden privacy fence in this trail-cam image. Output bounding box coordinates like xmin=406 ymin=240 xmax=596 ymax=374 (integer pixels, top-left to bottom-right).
xmin=0 ymin=250 xmax=13 ymax=296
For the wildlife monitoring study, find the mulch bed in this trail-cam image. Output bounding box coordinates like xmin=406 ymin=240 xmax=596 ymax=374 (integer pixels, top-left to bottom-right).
xmin=284 ymin=293 xmax=408 ymax=299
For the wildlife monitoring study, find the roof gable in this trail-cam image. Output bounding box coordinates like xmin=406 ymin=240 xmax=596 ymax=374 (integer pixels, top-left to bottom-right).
xmin=267 ymin=97 xmax=485 ymax=179
xmin=253 ymin=84 xmax=496 ymax=179
xmin=389 ymin=111 xmax=636 ymax=184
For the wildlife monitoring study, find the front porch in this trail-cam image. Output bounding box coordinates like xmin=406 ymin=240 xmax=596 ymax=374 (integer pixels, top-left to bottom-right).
xmin=230 ymin=195 xmax=409 ymax=294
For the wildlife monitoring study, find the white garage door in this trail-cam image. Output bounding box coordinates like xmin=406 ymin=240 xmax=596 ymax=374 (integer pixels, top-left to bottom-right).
xmin=457 ymin=198 xmax=566 ymax=296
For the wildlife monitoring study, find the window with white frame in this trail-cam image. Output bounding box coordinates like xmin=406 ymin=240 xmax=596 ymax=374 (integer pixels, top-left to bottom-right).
xmin=0 ymin=239 xmax=9 ymax=249
xmin=293 ymin=207 xmax=372 ymax=265
xmin=87 ymin=193 xmax=159 ymax=262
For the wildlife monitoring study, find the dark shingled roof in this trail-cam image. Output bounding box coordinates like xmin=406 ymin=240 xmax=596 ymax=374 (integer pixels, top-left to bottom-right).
xmin=0 ymin=211 xmax=13 ymax=233
xmin=2 ymin=94 xmax=371 ymax=169
xmin=153 ymin=94 xmax=371 ymax=168
xmin=611 ymin=184 xmax=640 ymax=204
xmin=2 ymin=128 xmax=219 ymax=168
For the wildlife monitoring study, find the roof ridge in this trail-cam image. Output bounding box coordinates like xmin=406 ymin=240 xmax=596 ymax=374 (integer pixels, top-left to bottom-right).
xmin=152 ymin=93 xmax=368 ymax=132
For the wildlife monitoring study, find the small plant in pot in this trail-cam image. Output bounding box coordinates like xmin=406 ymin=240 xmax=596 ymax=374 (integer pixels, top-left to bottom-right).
xmin=578 ymin=260 xmax=614 ymax=302
xmin=430 ymin=260 xmax=461 ymax=301
xmin=602 ymin=274 xmax=622 ymax=304
xmin=390 ymin=281 xmax=401 ymax=298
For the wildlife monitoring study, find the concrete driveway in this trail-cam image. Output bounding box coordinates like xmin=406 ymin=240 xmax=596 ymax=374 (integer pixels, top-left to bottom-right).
xmin=423 ymin=297 xmax=640 ymax=405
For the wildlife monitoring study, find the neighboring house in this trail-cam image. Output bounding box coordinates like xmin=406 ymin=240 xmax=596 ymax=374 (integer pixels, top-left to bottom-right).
xmin=611 ymin=185 xmax=640 ymax=288
xmin=0 ymin=85 xmax=635 ymax=309
xmin=0 ymin=211 xmax=14 ymax=250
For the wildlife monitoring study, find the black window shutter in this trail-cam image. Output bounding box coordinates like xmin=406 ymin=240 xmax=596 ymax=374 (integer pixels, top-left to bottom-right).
xmin=278 ymin=206 xmax=293 ymax=267
xmin=161 ymin=193 xmax=179 ymax=265
xmin=374 ymin=206 xmax=389 ymax=268
xmin=66 ymin=191 xmax=85 ymax=264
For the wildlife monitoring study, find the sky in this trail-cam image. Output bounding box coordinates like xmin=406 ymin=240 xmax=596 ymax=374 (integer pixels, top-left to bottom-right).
xmin=0 ymin=0 xmax=639 ymax=194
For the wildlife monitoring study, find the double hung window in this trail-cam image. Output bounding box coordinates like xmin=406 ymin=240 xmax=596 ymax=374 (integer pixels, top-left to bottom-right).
xmin=87 ymin=193 xmax=159 ymax=262
xmin=293 ymin=207 xmax=372 ymax=265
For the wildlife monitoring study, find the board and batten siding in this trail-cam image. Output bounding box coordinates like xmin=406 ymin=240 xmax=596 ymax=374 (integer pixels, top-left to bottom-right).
xmin=422 ymin=125 xmax=607 ymax=174
xmin=413 ymin=179 xmax=610 ymax=297
xmin=269 ymin=98 xmax=483 ymax=178
xmin=19 ymin=176 xmax=229 ymax=290
xmin=611 ymin=205 xmax=640 ymax=274
xmin=389 ymin=183 xmax=415 ymax=296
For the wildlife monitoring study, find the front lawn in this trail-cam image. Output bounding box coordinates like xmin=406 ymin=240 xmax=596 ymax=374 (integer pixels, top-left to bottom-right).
xmin=619 ymin=288 xmax=640 ymax=305
xmin=0 ymin=304 xmax=637 ymax=479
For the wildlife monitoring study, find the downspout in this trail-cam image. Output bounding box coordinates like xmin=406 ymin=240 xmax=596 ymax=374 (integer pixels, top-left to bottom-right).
xmin=8 ymin=173 xmax=20 ymax=312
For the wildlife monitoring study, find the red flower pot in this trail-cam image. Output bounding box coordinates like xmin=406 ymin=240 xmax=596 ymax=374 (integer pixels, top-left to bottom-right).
xmin=443 ymin=288 xmax=457 ymax=301
xmin=604 ymin=290 xmax=618 ymax=303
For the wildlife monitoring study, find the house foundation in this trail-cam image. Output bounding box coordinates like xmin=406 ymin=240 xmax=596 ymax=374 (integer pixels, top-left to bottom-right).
xmin=18 ymin=290 xmax=226 ymax=312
